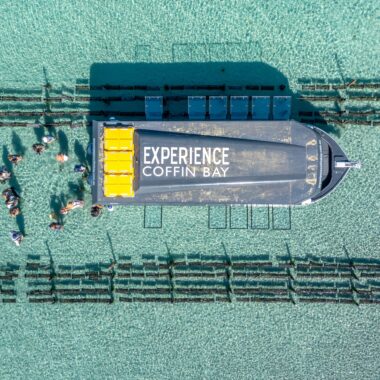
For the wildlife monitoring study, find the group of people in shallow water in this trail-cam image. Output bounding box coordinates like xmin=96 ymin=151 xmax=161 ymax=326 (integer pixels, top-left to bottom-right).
xmin=32 ymin=135 xmax=55 ymax=155
xmin=1 ymin=153 xmax=23 ymax=218
xmin=2 ymin=157 xmax=23 ymax=245
xmin=1 ymin=133 xmax=108 ymax=247
xmin=47 ymin=202 xmax=107 ymax=231
xmin=48 ymin=199 xmax=86 ymax=231
xmin=2 ymin=187 xmax=21 ymax=217
xmin=32 ymin=136 xmax=70 ymax=164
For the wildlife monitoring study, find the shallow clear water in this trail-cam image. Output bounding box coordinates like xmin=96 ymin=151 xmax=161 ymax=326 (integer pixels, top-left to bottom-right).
xmin=0 ymin=0 xmax=379 ymax=379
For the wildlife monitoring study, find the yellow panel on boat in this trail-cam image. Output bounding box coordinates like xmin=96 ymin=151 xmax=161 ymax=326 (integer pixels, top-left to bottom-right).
xmin=103 ymin=127 xmax=135 ymax=196
xmin=104 ymin=151 xmax=134 ymax=161
xmin=104 ymin=160 xmax=134 ymax=173
xmin=104 ymin=128 xmax=134 ymax=140
xmin=104 ymin=139 xmax=118 ymax=151
xmin=104 ymin=174 xmax=134 ymax=185
xmin=118 ymin=128 xmax=134 ymax=140
xmin=104 ymin=139 xmax=134 ymax=151
xmin=104 ymin=184 xmax=135 ymax=198
xmin=118 ymin=139 xmax=134 ymax=151
xmin=104 ymin=128 xmax=121 ymax=140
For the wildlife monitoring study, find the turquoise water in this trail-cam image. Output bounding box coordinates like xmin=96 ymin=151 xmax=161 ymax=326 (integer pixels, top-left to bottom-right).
xmin=0 ymin=0 xmax=379 ymax=379
xmin=1 ymin=305 xmax=379 ymax=379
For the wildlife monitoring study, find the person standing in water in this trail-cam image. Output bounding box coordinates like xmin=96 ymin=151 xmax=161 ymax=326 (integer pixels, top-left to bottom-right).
xmin=91 ymin=204 xmax=103 ymax=217
xmin=9 ymin=207 xmax=21 ymax=217
xmin=49 ymin=222 xmax=64 ymax=231
xmin=5 ymin=197 xmax=19 ymax=209
xmin=56 ymin=153 xmax=69 ymax=163
xmin=42 ymin=136 xmax=56 ymax=144
xmin=10 ymin=231 xmax=23 ymax=246
xmin=60 ymin=200 xmax=84 ymax=215
xmin=32 ymin=143 xmax=46 ymax=155
xmin=2 ymin=187 xmax=18 ymax=200
xmin=74 ymin=164 xmax=87 ymax=174
xmin=3 ymin=187 xmax=19 ymax=209
xmin=0 ymin=166 xmax=12 ymax=183
xmin=7 ymin=154 xmax=23 ymax=165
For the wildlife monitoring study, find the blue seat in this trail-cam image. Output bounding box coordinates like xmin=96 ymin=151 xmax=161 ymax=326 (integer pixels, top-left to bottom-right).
xmin=230 ymin=96 xmax=249 ymax=120
xmin=273 ymin=96 xmax=292 ymax=120
xmin=252 ymin=96 xmax=270 ymax=120
xmin=145 ymin=96 xmax=163 ymax=120
xmin=209 ymin=96 xmax=227 ymax=120
xmin=188 ymin=96 xmax=206 ymax=120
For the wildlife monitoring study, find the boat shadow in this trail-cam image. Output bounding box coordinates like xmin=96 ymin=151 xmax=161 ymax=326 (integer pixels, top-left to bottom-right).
xmin=88 ymin=61 xmax=341 ymax=136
